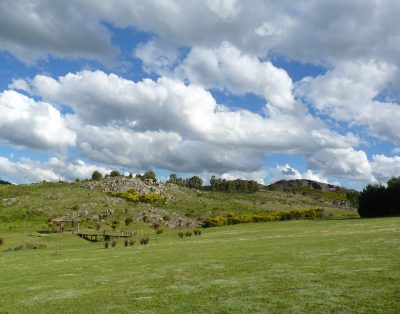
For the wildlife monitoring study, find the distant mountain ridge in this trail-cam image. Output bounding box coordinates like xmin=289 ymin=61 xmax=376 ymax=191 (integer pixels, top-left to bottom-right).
xmin=0 ymin=179 xmax=11 ymax=185
xmin=268 ymin=179 xmax=343 ymax=192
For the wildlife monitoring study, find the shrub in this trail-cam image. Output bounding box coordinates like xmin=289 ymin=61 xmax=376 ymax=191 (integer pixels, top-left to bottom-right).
xmin=194 ymin=229 xmax=202 ymax=236
xmin=111 ymin=220 xmax=119 ymax=231
xmin=111 ymin=239 xmax=117 ymax=248
xmin=178 ymin=232 xmax=184 ymax=238
xmin=124 ymin=239 xmax=129 ymax=247
xmin=14 ymin=244 xmax=25 ymax=251
xmin=129 ymin=239 xmax=135 ymax=246
xmin=0 ymin=238 xmax=4 ymax=247
xmin=155 ymin=228 xmax=164 ymax=234
xmin=184 ymin=231 xmax=192 ymax=237
xmin=143 ymin=214 xmax=149 ymax=223
xmin=203 ymin=209 xmax=324 ymax=228
xmin=109 ymin=191 xmax=166 ymax=204
xmin=140 ymin=236 xmax=149 ymax=245
xmin=25 ymin=243 xmax=46 ymax=249
xmin=162 ymin=215 xmax=171 ymax=221
xmin=104 ymin=241 xmax=110 ymax=249
xmin=125 ymin=217 xmax=133 ymax=226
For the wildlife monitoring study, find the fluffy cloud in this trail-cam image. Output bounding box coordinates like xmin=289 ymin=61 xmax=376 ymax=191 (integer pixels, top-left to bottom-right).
xmin=20 ymin=70 xmax=355 ymax=153
xmin=296 ymin=60 xmax=400 ymax=144
xmin=307 ymin=147 xmax=375 ymax=182
xmin=0 ymin=156 xmax=111 ymax=184
xmin=0 ymin=0 xmax=116 ymax=64
xmin=2 ymin=0 xmax=400 ymax=70
xmin=175 ymin=42 xmax=295 ymax=111
xmin=12 ymin=70 xmax=362 ymax=177
xmin=73 ymin=122 xmax=265 ymax=173
xmin=0 ymin=90 xmax=76 ymax=150
xmin=371 ymin=154 xmax=400 ymax=183
xmin=271 ymin=164 xmax=328 ymax=184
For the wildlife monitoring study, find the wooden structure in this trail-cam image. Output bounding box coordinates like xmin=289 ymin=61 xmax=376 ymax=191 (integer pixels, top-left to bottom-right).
xmin=76 ymin=230 xmax=137 ymax=242
xmin=52 ymin=216 xmax=81 ymax=233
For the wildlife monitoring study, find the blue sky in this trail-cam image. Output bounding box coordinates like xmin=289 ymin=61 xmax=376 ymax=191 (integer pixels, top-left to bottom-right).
xmin=1 ymin=1 xmax=400 ymax=189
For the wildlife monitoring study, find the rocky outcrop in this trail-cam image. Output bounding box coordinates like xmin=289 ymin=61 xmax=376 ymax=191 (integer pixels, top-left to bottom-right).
xmin=81 ymin=177 xmax=168 ymax=196
xmin=268 ymin=179 xmax=342 ymax=192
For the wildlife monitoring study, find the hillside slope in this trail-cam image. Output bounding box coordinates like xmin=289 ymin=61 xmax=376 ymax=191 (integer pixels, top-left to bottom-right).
xmin=0 ymin=177 xmax=358 ymax=231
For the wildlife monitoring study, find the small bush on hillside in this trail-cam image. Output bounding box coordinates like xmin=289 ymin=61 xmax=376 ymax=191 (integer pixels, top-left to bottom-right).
xmin=104 ymin=241 xmax=110 ymax=249
xmin=124 ymin=217 xmax=133 ymax=226
xmin=129 ymin=239 xmax=135 ymax=246
xmin=162 ymin=215 xmax=171 ymax=221
xmin=111 ymin=220 xmax=119 ymax=231
xmin=0 ymin=238 xmax=4 ymax=247
xmin=111 ymin=239 xmax=118 ymax=248
xmin=178 ymin=232 xmax=184 ymax=238
xmin=25 ymin=243 xmax=46 ymax=249
xmin=155 ymin=227 xmax=164 ymax=234
xmin=184 ymin=231 xmax=192 ymax=237
xmin=14 ymin=244 xmax=25 ymax=251
xmin=124 ymin=239 xmax=129 ymax=247
xmin=140 ymin=236 xmax=149 ymax=245
xmin=194 ymin=229 xmax=202 ymax=236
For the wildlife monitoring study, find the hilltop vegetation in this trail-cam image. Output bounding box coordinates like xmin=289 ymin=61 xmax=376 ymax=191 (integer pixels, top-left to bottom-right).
xmin=0 ymin=175 xmax=359 ymax=233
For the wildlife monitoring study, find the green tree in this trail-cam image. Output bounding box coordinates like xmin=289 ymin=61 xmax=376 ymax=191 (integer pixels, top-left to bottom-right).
xmin=110 ymin=170 xmax=121 ymax=177
xmin=168 ymin=173 xmax=177 ymax=183
xmin=142 ymin=170 xmax=156 ymax=181
xmin=91 ymin=170 xmax=103 ymax=181
xmin=188 ymin=176 xmax=203 ymax=189
xmin=346 ymin=190 xmax=360 ymax=208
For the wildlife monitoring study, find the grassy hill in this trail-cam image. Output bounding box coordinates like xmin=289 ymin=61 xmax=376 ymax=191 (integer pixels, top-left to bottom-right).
xmin=0 ymin=178 xmax=358 ymax=232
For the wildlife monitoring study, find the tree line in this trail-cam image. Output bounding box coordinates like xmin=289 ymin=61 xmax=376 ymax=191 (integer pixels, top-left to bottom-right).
xmin=210 ymin=176 xmax=260 ymax=193
xmin=358 ymin=177 xmax=400 ymax=218
xmin=90 ymin=170 xmax=260 ymax=193
xmin=167 ymin=173 xmax=203 ymax=189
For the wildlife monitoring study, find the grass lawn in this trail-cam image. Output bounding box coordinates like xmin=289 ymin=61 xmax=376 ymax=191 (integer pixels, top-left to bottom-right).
xmin=0 ymin=217 xmax=399 ymax=313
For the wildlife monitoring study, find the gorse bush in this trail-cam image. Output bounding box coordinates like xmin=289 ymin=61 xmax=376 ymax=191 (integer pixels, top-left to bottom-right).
xmin=109 ymin=189 xmax=166 ymax=204
xmin=202 ymin=208 xmax=324 ymax=228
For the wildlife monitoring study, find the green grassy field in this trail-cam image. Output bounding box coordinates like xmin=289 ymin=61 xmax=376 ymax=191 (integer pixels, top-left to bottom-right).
xmin=1 ymin=217 xmax=399 ymax=313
